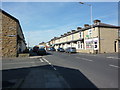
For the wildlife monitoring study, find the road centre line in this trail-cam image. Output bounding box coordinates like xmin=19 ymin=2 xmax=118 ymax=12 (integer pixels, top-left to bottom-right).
xmin=109 ymin=64 xmax=120 ymax=68
xmin=76 ymin=57 xmax=93 ymax=62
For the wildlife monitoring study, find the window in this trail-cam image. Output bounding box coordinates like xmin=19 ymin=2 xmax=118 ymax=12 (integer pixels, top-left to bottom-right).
xmin=95 ymin=45 xmax=97 ymax=48
xmin=94 ymin=42 xmax=97 ymax=44
xmin=88 ymin=29 xmax=92 ymax=37
xmin=81 ymin=44 xmax=82 ymax=49
xmin=86 ymin=41 xmax=93 ymax=49
xmin=80 ymin=32 xmax=82 ymax=38
xmin=119 ymin=30 xmax=120 ymax=37
xmin=119 ymin=41 xmax=120 ymax=48
xmin=78 ymin=42 xmax=80 ymax=48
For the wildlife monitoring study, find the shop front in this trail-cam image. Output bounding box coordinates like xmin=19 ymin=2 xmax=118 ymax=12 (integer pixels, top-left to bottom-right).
xmin=85 ymin=38 xmax=99 ymax=53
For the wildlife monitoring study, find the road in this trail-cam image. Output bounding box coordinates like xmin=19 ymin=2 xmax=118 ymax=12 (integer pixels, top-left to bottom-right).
xmin=43 ymin=51 xmax=119 ymax=88
xmin=2 ymin=51 xmax=119 ymax=89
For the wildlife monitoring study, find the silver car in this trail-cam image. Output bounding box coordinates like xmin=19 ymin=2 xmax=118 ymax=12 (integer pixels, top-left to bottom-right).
xmin=65 ymin=47 xmax=76 ymax=53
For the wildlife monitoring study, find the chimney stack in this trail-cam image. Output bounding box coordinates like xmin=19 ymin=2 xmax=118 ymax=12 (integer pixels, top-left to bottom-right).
xmin=93 ymin=19 xmax=101 ymax=25
xmin=71 ymin=30 xmax=76 ymax=32
xmin=67 ymin=32 xmax=71 ymax=34
xmin=84 ymin=24 xmax=89 ymax=28
xmin=77 ymin=27 xmax=82 ymax=30
xmin=61 ymin=35 xmax=64 ymax=37
xmin=64 ymin=33 xmax=67 ymax=36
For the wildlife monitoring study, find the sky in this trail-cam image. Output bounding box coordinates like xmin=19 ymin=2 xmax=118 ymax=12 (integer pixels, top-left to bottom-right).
xmin=1 ymin=2 xmax=118 ymax=47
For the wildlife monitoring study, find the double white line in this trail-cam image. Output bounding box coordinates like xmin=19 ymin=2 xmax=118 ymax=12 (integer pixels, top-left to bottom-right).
xmin=40 ymin=57 xmax=57 ymax=70
xmin=39 ymin=58 xmax=44 ymax=62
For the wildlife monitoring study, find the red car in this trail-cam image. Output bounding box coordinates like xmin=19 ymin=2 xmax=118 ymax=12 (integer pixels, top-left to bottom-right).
xmin=33 ymin=46 xmax=39 ymax=52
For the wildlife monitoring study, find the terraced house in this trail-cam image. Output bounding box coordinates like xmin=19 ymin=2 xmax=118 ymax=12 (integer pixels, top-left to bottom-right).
xmin=49 ymin=20 xmax=120 ymax=54
xmin=0 ymin=10 xmax=27 ymax=57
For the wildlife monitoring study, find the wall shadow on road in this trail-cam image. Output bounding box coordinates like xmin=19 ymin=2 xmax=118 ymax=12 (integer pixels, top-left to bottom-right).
xmin=2 ymin=65 xmax=98 ymax=89
xmin=53 ymin=65 xmax=98 ymax=88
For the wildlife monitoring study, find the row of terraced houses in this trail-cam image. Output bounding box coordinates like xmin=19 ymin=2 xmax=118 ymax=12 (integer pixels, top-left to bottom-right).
xmin=48 ymin=20 xmax=120 ymax=54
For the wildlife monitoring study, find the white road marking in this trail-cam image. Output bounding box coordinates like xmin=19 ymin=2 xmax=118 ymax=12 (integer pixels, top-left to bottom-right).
xmin=42 ymin=58 xmax=49 ymax=63
xmin=109 ymin=64 xmax=120 ymax=68
xmin=78 ymin=53 xmax=97 ymax=56
xmin=29 ymin=56 xmax=42 ymax=58
xmin=76 ymin=57 xmax=93 ymax=62
xmin=51 ymin=65 xmax=54 ymax=67
xmin=53 ymin=67 xmax=57 ymax=70
xmin=106 ymin=57 xmax=120 ymax=60
xmin=42 ymin=58 xmax=57 ymax=70
xmin=39 ymin=58 xmax=44 ymax=62
xmin=48 ymin=62 xmax=51 ymax=65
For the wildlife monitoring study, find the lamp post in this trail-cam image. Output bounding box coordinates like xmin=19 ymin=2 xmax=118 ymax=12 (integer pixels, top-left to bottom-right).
xmin=79 ymin=2 xmax=94 ymax=53
xmin=79 ymin=2 xmax=93 ymax=26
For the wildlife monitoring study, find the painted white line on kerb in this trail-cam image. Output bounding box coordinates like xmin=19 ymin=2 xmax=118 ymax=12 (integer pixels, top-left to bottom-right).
xmin=76 ymin=57 xmax=93 ymax=62
xmin=39 ymin=59 xmax=44 ymax=62
xmin=109 ymin=64 xmax=120 ymax=68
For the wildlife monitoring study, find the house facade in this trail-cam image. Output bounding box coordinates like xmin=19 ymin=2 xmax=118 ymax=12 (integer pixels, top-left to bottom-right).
xmin=49 ymin=20 xmax=120 ymax=54
xmin=0 ymin=10 xmax=27 ymax=57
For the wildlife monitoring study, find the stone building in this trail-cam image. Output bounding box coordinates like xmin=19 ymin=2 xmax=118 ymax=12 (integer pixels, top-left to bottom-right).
xmin=49 ymin=20 xmax=120 ymax=54
xmin=0 ymin=10 xmax=27 ymax=57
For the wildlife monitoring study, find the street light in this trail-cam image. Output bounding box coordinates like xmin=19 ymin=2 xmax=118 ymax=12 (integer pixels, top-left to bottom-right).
xmin=79 ymin=2 xmax=93 ymax=26
xmin=79 ymin=2 xmax=94 ymax=53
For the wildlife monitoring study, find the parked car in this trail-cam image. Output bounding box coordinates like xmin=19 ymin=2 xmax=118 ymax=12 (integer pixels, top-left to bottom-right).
xmin=37 ymin=48 xmax=47 ymax=55
xmin=65 ymin=47 xmax=76 ymax=53
xmin=33 ymin=46 xmax=39 ymax=52
xmin=49 ymin=47 xmax=56 ymax=51
xmin=57 ymin=48 xmax=65 ymax=52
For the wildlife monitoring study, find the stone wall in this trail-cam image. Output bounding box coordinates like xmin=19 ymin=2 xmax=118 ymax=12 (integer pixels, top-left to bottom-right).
xmin=0 ymin=12 xmax=2 ymax=57
xmin=1 ymin=12 xmax=17 ymax=57
xmin=99 ymin=27 xmax=118 ymax=53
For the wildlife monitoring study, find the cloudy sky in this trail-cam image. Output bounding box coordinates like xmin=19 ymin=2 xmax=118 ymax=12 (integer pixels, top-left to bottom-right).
xmin=2 ymin=2 xmax=118 ymax=47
